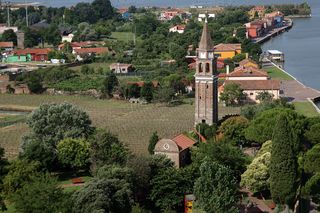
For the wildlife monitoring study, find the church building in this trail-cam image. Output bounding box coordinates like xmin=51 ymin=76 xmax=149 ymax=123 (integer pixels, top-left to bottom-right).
xmin=194 ymin=19 xmax=219 ymax=126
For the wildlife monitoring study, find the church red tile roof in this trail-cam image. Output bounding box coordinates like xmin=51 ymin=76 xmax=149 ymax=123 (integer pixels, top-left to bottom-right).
xmin=0 ymin=42 xmax=14 ymax=48
xmin=74 ymin=47 xmax=109 ymax=55
xmin=239 ymin=58 xmax=258 ymax=67
xmin=214 ymin=43 xmax=241 ymax=52
xmin=172 ymin=134 xmax=196 ymax=151
xmin=224 ymin=80 xmax=281 ymax=90
xmin=229 ymin=66 xmax=268 ymax=78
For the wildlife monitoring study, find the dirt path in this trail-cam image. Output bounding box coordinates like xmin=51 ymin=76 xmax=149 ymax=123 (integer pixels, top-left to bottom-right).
xmin=281 ymin=80 xmax=320 ymax=102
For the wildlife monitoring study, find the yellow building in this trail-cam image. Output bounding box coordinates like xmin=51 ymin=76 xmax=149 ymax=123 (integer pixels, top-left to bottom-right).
xmin=214 ymin=43 xmax=242 ymax=59
xmin=239 ymin=58 xmax=259 ymax=68
xmin=248 ymin=6 xmax=266 ymax=20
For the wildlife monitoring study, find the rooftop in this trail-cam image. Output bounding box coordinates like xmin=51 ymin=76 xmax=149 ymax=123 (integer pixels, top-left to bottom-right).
xmin=74 ymin=47 xmax=109 ymax=55
xmin=199 ymin=20 xmax=214 ymax=51
xmin=214 ymin=43 xmax=241 ymax=52
xmin=268 ymin=50 xmax=283 ymax=55
xmin=0 ymin=42 xmax=14 ymax=48
xmin=230 ymin=66 xmax=268 ymax=78
xmin=172 ymin=134 xmax=196 ymax=151
xmin=224 ymin=80 xmax=281 ymax=90
xmin=14 ymin=48 xmax=52 ymax=55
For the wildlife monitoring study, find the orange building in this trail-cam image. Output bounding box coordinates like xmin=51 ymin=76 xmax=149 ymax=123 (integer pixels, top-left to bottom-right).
xmin=214 ymin=43 xmax=242 ymax=59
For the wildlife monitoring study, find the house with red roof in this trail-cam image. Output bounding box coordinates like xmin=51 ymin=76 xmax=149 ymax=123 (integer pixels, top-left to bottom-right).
xmin=13 ymin=48 xmax=52 ymax=61
xmin=0 ymin=42 xmax=14 ymax=51
xmin=154 ymin=134 xmax=196 ymax=167
xmin=74 ymin=47 xmax=110 ymax=61
xmin=227 ymin=66 xmax=269 ymax=81
xmin=169 ymin=25 xmax=186 ymax=34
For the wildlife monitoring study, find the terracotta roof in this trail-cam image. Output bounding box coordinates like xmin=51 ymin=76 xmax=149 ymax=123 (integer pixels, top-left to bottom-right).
xmin=170 ymin=25 xmax=186 ymax=30
xmin=172 ymin=134 xmax=196 ymax=151
xmin=14 ymin=48 xmax=52 ymax=55
xmin=74 ymin=47 xmax=109 ymax=55
xmin=265 ymin=11 xmax=284 ymax=18
xmin=214 ymin=43 xmax=241 ymax=52
xmin=224 ymin=80 xmax=281 ymax=90
xmin=0 ymin=42 xmax=14 ymax=48
xmin=252 ymin=6 xmax=265 ymax=11
xmin=199 ymin=21 xmax=213 ymax=51
xmin=118 ymin=8 xmax=128 ymax=14
xmin=229 ymin=66 xmax=268 ymax=78
xmin=239 ymin=58 xmax=258 ymax=67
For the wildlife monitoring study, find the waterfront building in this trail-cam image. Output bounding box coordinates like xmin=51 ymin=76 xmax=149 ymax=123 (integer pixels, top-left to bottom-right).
xmin=265 ymin=11 xmax=284 ymax=28
xmin=248 ymin=6 xmax=266 ymax=19
xmin=214 ymin=43 xmax=242 ymax=59
xmin=219 ymin=80 xmax=280 ymax=103
xmin=195 ymin=19 xmax=219 ymax=125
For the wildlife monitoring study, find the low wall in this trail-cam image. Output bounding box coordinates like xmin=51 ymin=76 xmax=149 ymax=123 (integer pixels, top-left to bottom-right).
xmin=308 ymin=98 xmax=320 ymax=114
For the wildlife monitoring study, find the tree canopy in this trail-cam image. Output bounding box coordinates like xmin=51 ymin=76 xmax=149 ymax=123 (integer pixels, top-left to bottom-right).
xmin=194 ymin=160 xmax=238 ymax=213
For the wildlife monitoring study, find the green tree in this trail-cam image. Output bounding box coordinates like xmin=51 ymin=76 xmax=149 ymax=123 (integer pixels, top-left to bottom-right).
xmin=148 ymin=131 xmax=159 ymax=154
xmin=153 ymin=86 xmax=175 ymax=103
xmin=219 ymin=116 xmax=250 ymax=146
xmin=89 ymin=130 xmax=128 ymax=173
xmin=127 ymin=84 xmax=141 ymax=98
xmin=96 ymin=164 xmax=133 ymax=184
xmin=192 ymin=141 xmax=249 ymax=180
xmin=27 ymin=74 xmax=43 ymax=94
xmin=304 ymin=173 xmax=320 ymax=203
xmin=304 ymin=144 xmax=320 ymax=174
xmin=150 ymin=167 xmax=187 ymax=211
xmin=3 ymin=159 xmax=40 ymax=197
xmin=270 ymin=114 xmax=298 ymax=209
xmin=57 ymin=138 xmax=90 ymax=169
xmin=194 ymin=160 xmax=238 ymax=213
xmin=140 ymin=82 xmax=153 ymax=102
xmin=245 ymin=108 xmax=305 ymax=144
xmin=241 ymin=152 xmax=271 ymax=193
xmin=256 ymin=91 xmax=274 ymax=103
xmin=195 ymin=123 xmax=217 ymax=140
xmin=0 ymin=146 xmax=8 ymax=211
xmin=11 ymin=173 xmax=71 ymax=213
xmin=92 ymin=0 xmax=114 ymax=20
xmin=1 ymin=29 xmax=17 ymax=45
xmin=102 ymin=72 xmax=118 ymax=97
xmin=304 ymin=123 xmax=320 ymax=145
xmin=72 ymin=178 xmax=133 ymax=213
xmin=25 ymin=103 xmax=94 ymax=145
xmin=20 ymin=136 xmax=56 ymax=169
xmin=220 ymin=83 xmax=246 ymax=106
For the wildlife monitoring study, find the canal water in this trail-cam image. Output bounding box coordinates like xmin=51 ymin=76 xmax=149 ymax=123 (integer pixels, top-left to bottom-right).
xmin=262 ymin=1 xmax=320 ymax=90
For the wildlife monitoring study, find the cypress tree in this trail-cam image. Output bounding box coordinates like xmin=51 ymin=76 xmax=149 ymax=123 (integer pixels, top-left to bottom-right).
xmin=270 ymin=113 xmax=298 ymax=210
xmin=148 ymin=132 xmax=159 ymax=154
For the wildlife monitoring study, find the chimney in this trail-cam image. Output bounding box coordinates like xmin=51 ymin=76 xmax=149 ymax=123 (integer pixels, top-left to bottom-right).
xmin=226 ymin=65 xmax=230 ymax=75
xmin=246 ymin=53 xmax=249 ymax=59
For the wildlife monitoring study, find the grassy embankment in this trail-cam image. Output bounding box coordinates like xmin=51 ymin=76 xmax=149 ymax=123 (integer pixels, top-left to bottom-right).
xmin=263 ymin=65 xmax=294 ymax=81
xmin=293 ymin=102 xmax=319 ymax=117
xmin=0 ymin=94 xmax=240 ymax=159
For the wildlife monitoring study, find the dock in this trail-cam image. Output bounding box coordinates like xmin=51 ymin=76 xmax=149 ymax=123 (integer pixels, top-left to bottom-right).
xmin=252 ymin=19 xmax=293 ymax=44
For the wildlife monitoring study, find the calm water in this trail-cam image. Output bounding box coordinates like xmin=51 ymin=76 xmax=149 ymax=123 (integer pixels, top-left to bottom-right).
xmin=262 ymin=3 xmax=320 ymax=90
xmin=10 ymin=0 xmax=320 ymax=90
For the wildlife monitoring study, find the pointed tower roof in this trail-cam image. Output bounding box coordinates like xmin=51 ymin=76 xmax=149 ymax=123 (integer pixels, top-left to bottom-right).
xmin=199 ymin=19 xmax=213 ymax=51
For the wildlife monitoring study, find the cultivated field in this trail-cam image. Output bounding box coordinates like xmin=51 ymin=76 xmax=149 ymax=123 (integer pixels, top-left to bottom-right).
xmin=0 ymin=94 xmax=240 ymax=159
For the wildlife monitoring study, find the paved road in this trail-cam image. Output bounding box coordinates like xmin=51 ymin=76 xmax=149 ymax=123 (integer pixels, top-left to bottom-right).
xmin=281 ymin=80 xmax=320 ymax=102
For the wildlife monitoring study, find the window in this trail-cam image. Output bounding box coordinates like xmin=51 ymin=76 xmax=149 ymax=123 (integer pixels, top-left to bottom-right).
xmin=205 ymin=63 xmax=210 ymax=73
xmin=198 ymin=63 xmax=203 ymax=73
xmin=202 ymin=119 xmax=206 ymax=123
xmin=250 ymin=93 xmax=254 ymax=96
xmin=206 ymin=85 xmax=209 ymax=89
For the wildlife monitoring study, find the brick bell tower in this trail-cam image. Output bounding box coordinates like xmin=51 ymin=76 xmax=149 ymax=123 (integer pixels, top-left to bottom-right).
xmin=195 ymin=18 xmax=218 ymax=126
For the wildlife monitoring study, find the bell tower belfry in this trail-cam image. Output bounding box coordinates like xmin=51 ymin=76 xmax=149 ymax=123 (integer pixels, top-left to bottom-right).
xmin=195 ymin=18 xmax=218 ymax=125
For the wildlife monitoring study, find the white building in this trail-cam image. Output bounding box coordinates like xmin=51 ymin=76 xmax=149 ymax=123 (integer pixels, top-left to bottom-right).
xmin=169 ymin=25 xmax=186 ymax=34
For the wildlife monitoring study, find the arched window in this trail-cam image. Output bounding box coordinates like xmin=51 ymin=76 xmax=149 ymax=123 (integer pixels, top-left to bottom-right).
xmin=198 ymin=63 xmax=203 ymax=73
xmin=205 ymin=63 xmax=210 ymax=73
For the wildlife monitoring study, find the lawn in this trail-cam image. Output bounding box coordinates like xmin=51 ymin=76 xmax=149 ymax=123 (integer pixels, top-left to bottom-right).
xmin=263 ymin=65 xmax=294 ymax=81
xmin=109 ymin=32 xmax=135 ymax=42
xmin=70 ymin=62 xmax=113 ymax=72
xmin=294 ymin=101 xmax=319 ymax=117
xmin=0 ymin=94 xmax=240 ymax=159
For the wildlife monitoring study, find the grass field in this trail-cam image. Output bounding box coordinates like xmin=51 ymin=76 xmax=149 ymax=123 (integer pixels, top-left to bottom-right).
xmin=0 ymin=94 xmax=240 ymax=159
xmin=294 ymin=101 xmax=319 ymax=117
xmin=263 ymin=65 xmax=294 ymax=81
xmin=109 ymin=32 xmax=135 ymax=42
